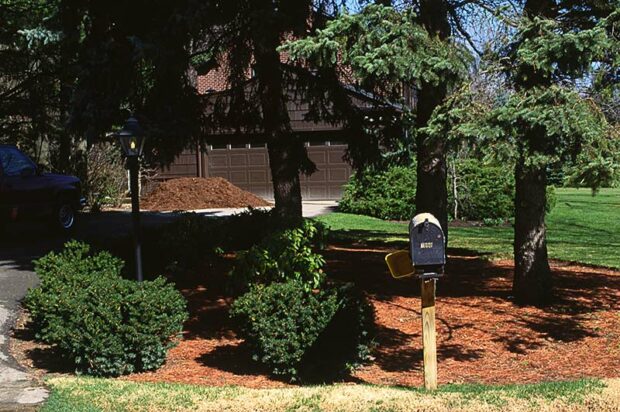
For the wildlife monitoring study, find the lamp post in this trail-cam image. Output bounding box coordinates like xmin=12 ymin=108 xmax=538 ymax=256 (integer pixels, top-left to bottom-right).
xmin=115 ymin=116 xmax=146 ymax=282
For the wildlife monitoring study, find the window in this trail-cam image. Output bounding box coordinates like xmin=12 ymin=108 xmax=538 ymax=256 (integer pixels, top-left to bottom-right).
xmin=230 ymin=142 xmax=248 ymax=149
xmin=209 ymin=143 xmax=228 ymax=150
xmin=308 ymin=141 xmax=328 ymax=146
xmin=0 ymin=147 xmax=36 ymax=177
xmin=250 ymin=142 xmax=267 ymax=148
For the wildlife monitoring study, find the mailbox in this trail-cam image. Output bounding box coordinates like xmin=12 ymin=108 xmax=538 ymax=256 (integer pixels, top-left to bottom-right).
xmin=409 ymin=213 xmax=445 ymax=276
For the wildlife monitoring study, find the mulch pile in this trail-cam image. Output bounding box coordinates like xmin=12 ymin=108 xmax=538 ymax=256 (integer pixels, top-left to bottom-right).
xmin=10 ymin=244 xmax=620 ymax=389
xmin=141 ymin=177 xmax=271 ymax=211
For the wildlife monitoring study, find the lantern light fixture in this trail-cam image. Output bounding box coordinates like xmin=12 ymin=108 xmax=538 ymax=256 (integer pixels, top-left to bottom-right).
xmin=116 ymin=116 xmax=145 ymax=158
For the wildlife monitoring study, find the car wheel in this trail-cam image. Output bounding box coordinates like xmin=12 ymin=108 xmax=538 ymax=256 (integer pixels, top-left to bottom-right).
xmin=54 ymin=201 xmax=76 ymax=231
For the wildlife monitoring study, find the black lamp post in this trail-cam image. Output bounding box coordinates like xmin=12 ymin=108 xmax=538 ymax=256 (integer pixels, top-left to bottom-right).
xmin=115 ymin=116 xmax=145 ymax=282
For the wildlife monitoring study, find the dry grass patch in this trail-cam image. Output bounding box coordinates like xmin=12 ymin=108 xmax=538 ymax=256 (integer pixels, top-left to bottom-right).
xmin=42 ymin=377 xmax=620 ymax=412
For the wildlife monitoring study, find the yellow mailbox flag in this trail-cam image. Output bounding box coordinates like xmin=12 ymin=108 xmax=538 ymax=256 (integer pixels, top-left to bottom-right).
xmin=385 ymin=250 xmax=414 ymax=279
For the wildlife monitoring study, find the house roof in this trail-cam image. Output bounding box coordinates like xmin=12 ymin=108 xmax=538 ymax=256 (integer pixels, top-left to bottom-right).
xmin=201 ymin=64 xmax=405 ymax=138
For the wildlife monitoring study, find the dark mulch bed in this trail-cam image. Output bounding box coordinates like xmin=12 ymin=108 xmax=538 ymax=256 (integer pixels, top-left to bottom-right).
xmin=11 ymin=244 xmax=620 ymax=388
xmin=141 ymin=177 xmax=271 ymax=211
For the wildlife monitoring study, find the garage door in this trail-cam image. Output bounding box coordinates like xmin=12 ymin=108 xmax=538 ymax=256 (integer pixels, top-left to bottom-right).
xmin=205 ymin=141 xmax=352 ymax=201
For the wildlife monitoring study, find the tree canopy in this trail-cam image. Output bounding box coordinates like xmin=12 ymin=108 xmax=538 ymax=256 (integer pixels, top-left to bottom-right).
xmin=282 ymin=5 xmax=470 ymax=99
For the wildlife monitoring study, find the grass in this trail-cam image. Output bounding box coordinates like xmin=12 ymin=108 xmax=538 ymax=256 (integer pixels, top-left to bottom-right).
xmin=317 ymin=188 xmax=620 ymax=269
xmin=546 ymin=188 xmax=620 ymax=268
xmin=42 ymin=376 xmax=615 ymax=412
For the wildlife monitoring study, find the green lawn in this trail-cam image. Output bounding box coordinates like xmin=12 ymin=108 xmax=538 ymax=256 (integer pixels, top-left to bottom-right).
xmin=42 ymin=376 xmax=613 ymax=412
xmin=317 ymin=188 xmax=620 ymax=269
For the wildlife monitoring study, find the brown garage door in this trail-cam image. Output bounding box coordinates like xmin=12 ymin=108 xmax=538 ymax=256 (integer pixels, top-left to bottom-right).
xmin=205 ymin=141 xmax=351 ymax=201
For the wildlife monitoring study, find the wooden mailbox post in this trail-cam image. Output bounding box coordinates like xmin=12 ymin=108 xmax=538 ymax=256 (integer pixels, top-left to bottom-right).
xmin=385 ymin=212 xmax=444 ymax=390
xmin=421 ymin=278 xmax=437 ymax=390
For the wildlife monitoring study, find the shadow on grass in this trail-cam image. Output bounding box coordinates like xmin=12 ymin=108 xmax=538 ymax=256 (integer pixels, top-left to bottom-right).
xmin=328 ymin=229 xmax=408 ymax=247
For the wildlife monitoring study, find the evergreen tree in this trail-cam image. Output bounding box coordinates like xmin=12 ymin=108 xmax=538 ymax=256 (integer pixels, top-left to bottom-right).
xmin=414 ymin=0 xmax=452 ymax=235
xmin=283 ymin=4 xmax=470 ymax=228
xmin=425 ymin=0 xmax=619 ymax=304
xmin=500 ymin=0 xmax=617 ymax=304
xmin=66 ymin=0 xmax=206 ymax=165
xmin=0 ymin=0 xmax=62 ymax=162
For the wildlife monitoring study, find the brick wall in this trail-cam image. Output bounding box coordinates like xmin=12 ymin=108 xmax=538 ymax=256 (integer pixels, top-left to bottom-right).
xmin=196 ymin=39 xmax=293 ymax=94
xmin=197 ymin=66 xmax=230 ymax=93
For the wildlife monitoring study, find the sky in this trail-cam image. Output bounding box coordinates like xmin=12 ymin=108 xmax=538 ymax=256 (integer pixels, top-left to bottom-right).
xmin=337 ymin=0 xmax=511 ymax=56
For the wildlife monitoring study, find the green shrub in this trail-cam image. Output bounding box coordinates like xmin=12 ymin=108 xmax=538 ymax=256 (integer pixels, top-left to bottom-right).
xmin=450 ymin=159 xmax=514 ymax=221
xmin=230 ymin=220 xmax=327 ymax=292
xmin=222 ymin=208 xmax=289 ymax=250
xmin=341 ymin=160 xmax=556 ymax=224
xmin=230 ymin=280 xmax=374 ymax=380
xmin=223 ymin=208 xmax=328 ymax=250
xmin=154 ymin=208 xmax=276 ymax=271
xmin=304 ymin=283 xmax=375 ymax=375
xmin=25 ymin=241 xmax=187 ymax=377
xmin=452 ymin=160 xmax=556 ymax=222
xmin=137 ymin=209 xmax=330 ymax=276
xmin=339 ymin=161 xmax=515 ymax=221
xmin=230 ymin=280 xmax=338 ymax=378
xmin=339 ymin=165 xmax=417 ymax=220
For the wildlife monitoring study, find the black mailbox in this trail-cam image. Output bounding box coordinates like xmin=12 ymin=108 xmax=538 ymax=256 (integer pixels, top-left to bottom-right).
xmin=409 ymin=213 xmax=445 ymax=276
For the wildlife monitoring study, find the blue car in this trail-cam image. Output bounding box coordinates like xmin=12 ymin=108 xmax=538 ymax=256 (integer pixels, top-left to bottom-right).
xmin=0 ymin=145 xmax=85 ymax=231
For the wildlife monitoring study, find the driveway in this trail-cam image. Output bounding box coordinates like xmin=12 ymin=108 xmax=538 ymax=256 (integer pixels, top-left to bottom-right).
xmin=0 ymin=202 xmax=336 ymax=408
xmin=113 ymin=200 xmax=338 ymax=218
xmin=0 ymin=247 xmax=48 ymax=409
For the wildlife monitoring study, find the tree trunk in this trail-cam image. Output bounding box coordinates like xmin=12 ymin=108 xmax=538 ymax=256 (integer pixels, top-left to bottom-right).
xmin=57 ymin=0 xmax=80 ymax=174
xmin=253 ymin=5 xmax=306 ymax=221
xmin=267 ymin=138 xmax=304 ymax=220
xmin=513 ymin=157 xmax=552 ymax=305
xmin=415 ymin=108 xmax=448 ymax=232
xmin=511 ymin=0 xmax=557 ymax=305
xmin=415 ymin=0 xmax=450 ymax=236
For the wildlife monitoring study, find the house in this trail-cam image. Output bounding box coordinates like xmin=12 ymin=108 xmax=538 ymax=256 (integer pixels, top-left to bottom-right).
xmin=158 ymin=61 xmax=402 ymax=201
